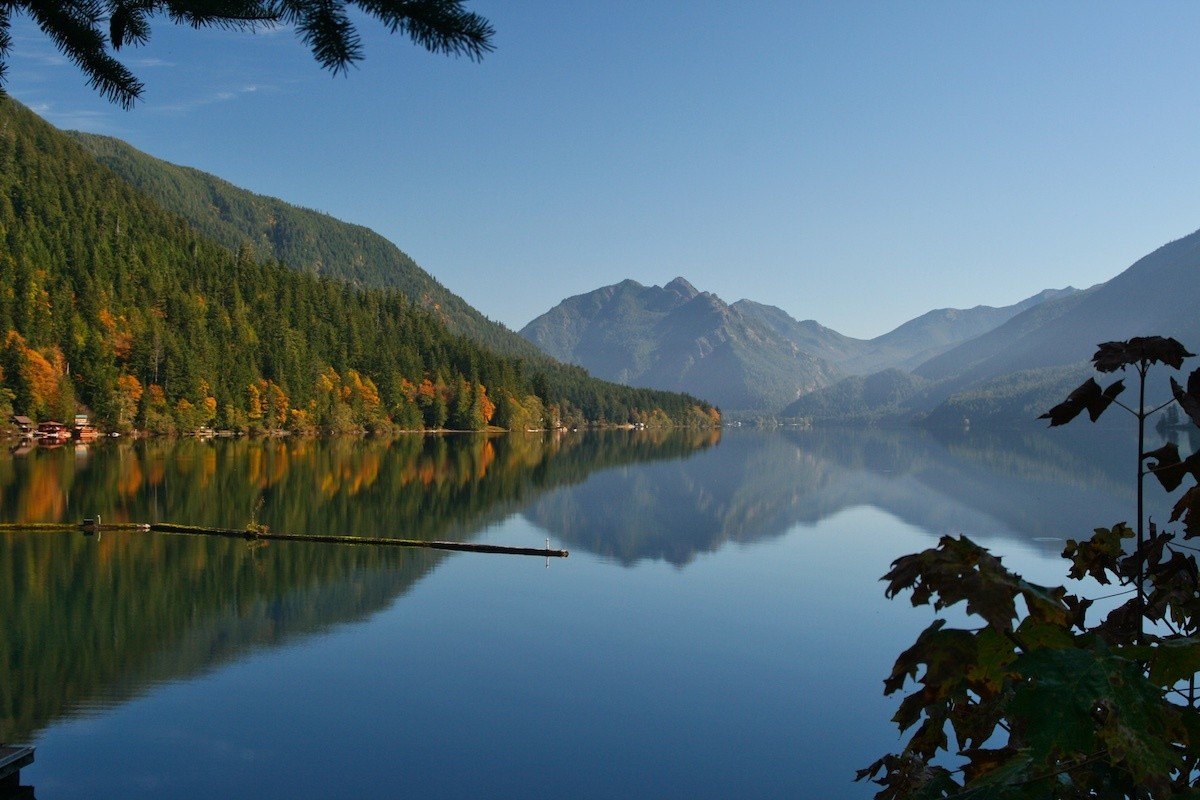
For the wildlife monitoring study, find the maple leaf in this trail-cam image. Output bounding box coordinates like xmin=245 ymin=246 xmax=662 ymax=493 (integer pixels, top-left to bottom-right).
xmin=1171 ymin=367 xmax=1200 ymax=428
xmin=1143 ymin=443 xmax=1193 ymax=492
xmin=1039 ymin=378 xmax=1124 ymax=427
xmin=1062 ymin=524 xmax=1131 ymax=585
xmin=1009 ymin=647 xmax=1176 ymax=781
xmin=1172 ymin=485 xmax=1200 ymax=539
xmin=1093 ymin=336 xmax=1194 ymax=373
xmin=1125 ymin=637 xmax=1200 ymax=686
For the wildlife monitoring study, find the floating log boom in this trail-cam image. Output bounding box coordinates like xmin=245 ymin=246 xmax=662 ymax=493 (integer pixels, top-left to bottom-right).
xmin=150 ymin=523 xmax=568 ymax=557
xmin=0 ymin=520 xmax=568 ymax=558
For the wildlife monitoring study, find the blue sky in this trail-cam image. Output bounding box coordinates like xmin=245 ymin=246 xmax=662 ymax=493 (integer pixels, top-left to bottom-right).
xmin=7 ymin=1 xmax=1200 ymax=338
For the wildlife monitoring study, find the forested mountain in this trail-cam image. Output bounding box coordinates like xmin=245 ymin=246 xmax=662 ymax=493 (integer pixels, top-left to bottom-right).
xmin=519 ymin=278 xmax=841 ymax=412
xmin=68 ymin=131 xmax=538 ymax=358
xmin=0 ymin=99 xmax=717 ymax=432
xmin=521 ymin=277 xmax=1071 ymax=413
xmin=787 ymin=226 xmax=1200 ymax=427
xmin=780 ymin=369 xmax=930 ymax=422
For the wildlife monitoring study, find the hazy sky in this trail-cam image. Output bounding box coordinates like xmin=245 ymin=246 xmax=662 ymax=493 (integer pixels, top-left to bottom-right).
xmin=7 ymin=1 xmax=1200 ymax=338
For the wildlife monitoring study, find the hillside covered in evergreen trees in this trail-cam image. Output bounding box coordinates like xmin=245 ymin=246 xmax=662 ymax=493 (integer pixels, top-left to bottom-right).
xmin=68 ymin=130 xmax=539 ymax=358
xmin=0 ymin=99 xmax=718 ymax=434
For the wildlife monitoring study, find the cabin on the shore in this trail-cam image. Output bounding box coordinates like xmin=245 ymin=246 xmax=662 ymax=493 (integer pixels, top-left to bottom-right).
xmin=36 ymin=421 xmax=72 ymax=442
xmin=9 ymin=415 xmax=34 ymax=435
xmin=72 ymin=413 xmax=100 ymax=441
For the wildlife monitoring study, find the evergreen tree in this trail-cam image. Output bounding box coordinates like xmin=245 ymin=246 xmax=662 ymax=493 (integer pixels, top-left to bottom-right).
xmin=3 ymin=1 xmax=495 ymax=108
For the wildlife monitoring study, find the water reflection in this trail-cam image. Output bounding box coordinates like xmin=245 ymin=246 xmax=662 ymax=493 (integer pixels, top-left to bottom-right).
xmin=525 ymin=425 xmax=1190 ymax=566
xmin=0 ymin=430 xmax=718 ymax=537
xmin=0 ymin=423 xmax=1189 ymax=751
xmin=0 ymin=430 xmax=716 ymax=743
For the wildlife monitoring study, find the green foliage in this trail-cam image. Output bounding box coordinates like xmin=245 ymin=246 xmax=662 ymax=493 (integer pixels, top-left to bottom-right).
xmin=782 ymin=368 xmax=928 ymax=423
xmin=69 ymin=131 xmax=540 ymax=358
xmin=0 ymin=98 xmax=719 ymax=433
xmin=864 ymin=337 xmax=1200 ymax=798
xmin=2 ymin=0 xmax=494 ymax=108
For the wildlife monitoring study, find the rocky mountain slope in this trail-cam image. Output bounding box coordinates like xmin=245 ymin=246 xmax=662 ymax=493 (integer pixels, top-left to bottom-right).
xmin=520 ymin=278 xmax=842 ymax=411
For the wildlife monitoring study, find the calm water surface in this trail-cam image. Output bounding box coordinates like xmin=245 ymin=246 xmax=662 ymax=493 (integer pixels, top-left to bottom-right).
xmin=1 ymin=425 xmax=1191 ymax=798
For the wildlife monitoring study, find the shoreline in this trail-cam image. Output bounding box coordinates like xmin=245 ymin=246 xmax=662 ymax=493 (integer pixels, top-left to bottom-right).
xmin=2 ymin=421 xmax=718 ymax=446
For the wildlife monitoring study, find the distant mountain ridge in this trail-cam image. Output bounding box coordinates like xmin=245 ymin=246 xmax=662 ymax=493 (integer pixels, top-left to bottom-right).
xmin=69 ymin=131 xmax=539 ymax=359
xmin=733 ymin=288 xmax=1078 ymax=376
xmin=521 ymin=278 xmax=1074 ymax=413
xmin=520 ymin=277 xmax=842 ymax=412
xmin=786 ymin=225 xmax=1200 ymax=427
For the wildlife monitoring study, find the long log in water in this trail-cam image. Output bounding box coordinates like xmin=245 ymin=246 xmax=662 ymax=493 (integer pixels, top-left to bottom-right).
xmin=0 ymin=523 xmax=80 ymax=531
xmin=149 ymin=523 xmax=569 ymax=557
xmin=0 ymin=522 xmax=149 ymax=532
xmin=0 ymin=520 xmax=567 ymax=558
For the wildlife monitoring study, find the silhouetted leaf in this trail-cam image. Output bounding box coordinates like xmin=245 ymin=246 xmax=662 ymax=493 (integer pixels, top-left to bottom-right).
xmin=1062 ymin=594 xmax=1093 ymax=633
xmin=855 ymin=753 xmax=960 ymax=799
xmin=885 ymin=620 xmax=975 ymax=700
xmin=955 ymin=750 xmax=1034 ymax=799
xmin=1039 ymin=378 xmax=1124 ymax=426
xmin=959 ymin=746 xmax=1020 ymax=784
xmin=1039 ymin=378 xmax=1099 ymax=426
xmin=1097 ymin=599 xmax=1143 ymax=646
xmin=1171 ymin=368 xmax=1200 ymax=428
xmin=884 ymin=536 xmax=1066 ymax=631
xmin=1063 ymin=525 xmax=1132 ymax=584
xmin=1144 ymin=443 xmax=1186 ymax=491
xmin=1013 ymin=617 xmax=1073 ymax=650
xmin=949 ymin=690 xmax=1008 ymax=752
xmin=1095 ymin=379 xmax=1127 ymax=421
xmin=1125 ymin=637 xmax=1200 ymax=686
xmin=965 ymin=627 xmax=1017 ymax=694
xmin=1010 ymin=647 xmax=1175 ymax=779
xmin=1093 ymin=336 xmax=1194 ymax=373
xmin=1144 ymin=550 xmax=1200 ymax=631
xmin=1172 ymin=485 xmax=1200 ymax=539
xmin=884 ymin=622 xmax=985 ymax=759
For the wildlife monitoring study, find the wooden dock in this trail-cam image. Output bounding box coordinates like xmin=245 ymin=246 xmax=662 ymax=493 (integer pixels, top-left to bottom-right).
xmin=0 ymin=745 xmax=34 ymax=794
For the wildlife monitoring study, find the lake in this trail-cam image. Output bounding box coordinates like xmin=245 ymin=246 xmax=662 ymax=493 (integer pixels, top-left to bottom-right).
xmin=1 ymin=424 xmax=1190 ymax=798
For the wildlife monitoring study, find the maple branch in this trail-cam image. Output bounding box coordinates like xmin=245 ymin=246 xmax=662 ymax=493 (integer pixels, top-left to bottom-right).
xmin=1147 ymin=397 xmax=1178 ymax=417
xmin=1011 ymin=751 xmax=1107 ymax=788
xmin=1111 ymin=398 xmax=1138 ymax=416
xmin=1085 ymin=586 xmax=1137 ymax=602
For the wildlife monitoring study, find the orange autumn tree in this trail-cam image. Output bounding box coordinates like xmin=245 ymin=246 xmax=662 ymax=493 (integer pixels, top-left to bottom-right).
xmin=2 ymin=331 xmax=72 ymax=420
xmin=344 ymin=369 xmax=386 ymax=430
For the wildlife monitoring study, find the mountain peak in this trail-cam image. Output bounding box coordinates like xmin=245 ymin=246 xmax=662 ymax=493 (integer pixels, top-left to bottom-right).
xmin=664 ymin=277 xmax=699 ymax=299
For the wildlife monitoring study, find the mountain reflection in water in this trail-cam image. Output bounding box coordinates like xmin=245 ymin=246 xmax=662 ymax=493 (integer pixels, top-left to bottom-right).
xmin=1 ymin=424 xmax=1189 ymax=770
xmin=526 ymin=424 xmax=1188 ymax=566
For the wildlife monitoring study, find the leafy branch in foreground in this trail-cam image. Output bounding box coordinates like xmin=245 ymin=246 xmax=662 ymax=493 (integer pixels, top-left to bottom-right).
xmin=1 ymin=0 xmax=495 ymax=108
xmin=860 ymin=336 xmax=1200 ymax=798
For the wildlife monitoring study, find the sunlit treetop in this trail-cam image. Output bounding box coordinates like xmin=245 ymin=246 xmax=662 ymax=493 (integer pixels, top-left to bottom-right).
xmin=0 ymin=0 xmax=495 ymax=108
